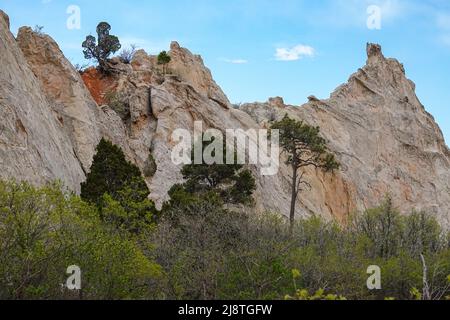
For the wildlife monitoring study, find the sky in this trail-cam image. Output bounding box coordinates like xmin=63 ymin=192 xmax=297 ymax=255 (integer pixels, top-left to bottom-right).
xmin=1 ymin=0 xmax=449 ymax=144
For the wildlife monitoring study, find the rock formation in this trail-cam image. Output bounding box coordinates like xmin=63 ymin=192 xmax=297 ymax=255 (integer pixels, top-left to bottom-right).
xmin=242 ymin=43 xmax=450 ymax=227
xmin=1 ymin=10 xmax=449 ymax=226
xmin=0 ymin=11 xmax=84 ymax=191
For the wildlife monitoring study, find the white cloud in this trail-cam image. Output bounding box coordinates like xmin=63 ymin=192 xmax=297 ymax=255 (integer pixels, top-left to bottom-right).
xmin=221 ymin=58 xmax=248 ymax=64
xmin=275 ymin=45 xmax=315 ymax=61
xmin=305 ymin=0 xmax=407 ymax=28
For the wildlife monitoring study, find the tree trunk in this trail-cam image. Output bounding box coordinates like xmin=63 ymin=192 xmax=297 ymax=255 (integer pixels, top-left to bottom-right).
xmin=420 ymin=254 xmax=431 ymax=300
xmin=289 ymin=164 xmax=298 ymax=235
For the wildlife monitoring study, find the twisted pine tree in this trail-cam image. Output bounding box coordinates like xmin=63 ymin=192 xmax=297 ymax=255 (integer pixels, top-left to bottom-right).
xmin=82 ymin=22 xmax=121 ymax=73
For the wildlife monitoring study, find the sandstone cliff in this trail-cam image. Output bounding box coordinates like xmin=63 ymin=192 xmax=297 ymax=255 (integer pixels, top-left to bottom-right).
xmin=241 ymin=44 xmax=450 ymax=226
xmin=0 ymin=11 xmax=84 ymax=191
xmin=1 ymin=10 xmax=449 ymax=226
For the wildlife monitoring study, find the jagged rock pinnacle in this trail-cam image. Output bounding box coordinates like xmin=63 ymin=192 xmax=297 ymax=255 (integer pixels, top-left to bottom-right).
xmin=268 ymin=97 xmax=285 ymax=108
xmin=0 ymin=10 xmax=10 ymax=30
xmin=170 ymin=41 xmax=181 ymax=50
xmin=366 ymin=43 xmax=385 ymax=65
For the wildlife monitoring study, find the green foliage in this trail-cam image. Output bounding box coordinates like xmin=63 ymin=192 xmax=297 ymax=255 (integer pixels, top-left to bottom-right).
xmin=153 ymin=197 xmax=450 ymax=300
xmin=350 ymin=195 xmax=447 ymax=259
xmin=169 ymin=137 xmax=256 ymax=208
xmin=104 ymin=91 xmax=129 ymax=120
xmin=0 ymin=180 xmax=161 ymax=300
xmin=81 ymin=139 xmax=157 ymax=232
xmin=1 ymin=178 xmax=449 ymax=300
xmin=271 ymin=115 xmax=339 ymax=233
xmin=81 ymin=139 xmax=147 ymax=205
xmin=82 ymin=22 xmax=121 ymax=73
xmin=101 ymin=187 xmax=157 ymax=235
xmin=272 ymin=115 xmax=339 ymax=172
xmin=157 ymin=51 xmax=171 ymax=75
xmin=285 ymin=288 xmax=347 ymax=301
xmin=410 ymin=287 xmax=422 ymax=300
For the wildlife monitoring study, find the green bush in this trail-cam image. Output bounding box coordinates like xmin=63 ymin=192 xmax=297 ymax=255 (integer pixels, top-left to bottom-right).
xmin=154 ymin=197 xmax=450 ymax=300
xmin=0 ymin=180 xmax=161 ymax=300
xmin=2 ymin=177 xmax=449 ymax=300
xmin=81 ymin=138 xmax=158 ymax=233
xmin=104 ymin=91 xmax=129 ymax=120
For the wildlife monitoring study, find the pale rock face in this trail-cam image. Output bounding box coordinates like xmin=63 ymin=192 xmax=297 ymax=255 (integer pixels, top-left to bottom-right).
xmin=168 ymin=41 xmax=231 ymax=109
xmin=241 ymin=43 xmax=450 ymax=227
xmin=0 ymin=10 xmax=9 ymax=29
xmin=1 ymin=8 xmax=449 ymax=227
xmin=0 ymin=11 xmax=84 ymax=191
xmin=14 ymin=24 xmax=142 ymax=178
xmin=16 ymin=27 xmax=103 ymax=172
xmin=268 ymin=97 xmax=285 ymax=108
xmin=148 ymin=76 xmax=296 ymax=213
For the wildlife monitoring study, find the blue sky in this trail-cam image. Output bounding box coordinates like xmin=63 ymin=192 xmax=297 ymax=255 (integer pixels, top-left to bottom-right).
xmin=1 ymin=0 xmax=449 ymax=144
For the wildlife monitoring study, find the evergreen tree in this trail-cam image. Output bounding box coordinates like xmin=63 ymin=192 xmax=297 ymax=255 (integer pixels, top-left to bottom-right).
xmin=81 ymin=139 xmax=157 ymax=232
xmin=82 ymin=22 xmax=121 ymax=73
xmin=178 ymin=137 xmax=256 ymax=206
xmin=81 ymin=138 xmax=149 ymax=206
xmin=272 ymin=115 xmax=339 ymax=234
xmin=157 ymin=51 xmax=171 ymax=75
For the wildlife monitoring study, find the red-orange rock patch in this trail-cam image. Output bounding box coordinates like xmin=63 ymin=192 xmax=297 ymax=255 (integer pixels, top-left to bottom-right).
xmin=81 ymin=67 xmax=118 ymax=105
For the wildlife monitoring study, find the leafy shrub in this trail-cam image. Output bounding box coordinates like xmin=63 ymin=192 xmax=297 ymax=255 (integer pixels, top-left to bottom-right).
xmin=104 ymin=91 xmax=129 ymax=120
xmin=0 ymin=180 xmax=161 ymax=300
xmin=154 ymin=197 xmax=450 ymax=300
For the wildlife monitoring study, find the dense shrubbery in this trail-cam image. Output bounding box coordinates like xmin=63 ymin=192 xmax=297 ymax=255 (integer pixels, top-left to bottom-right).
xmin=0 ymin=181 xmax=161 ymax=300
xmin=1 ymin=139 xmax=449 ymax=300
xmin=154 ymin=198 xmax=450 ymax=300
xmin=1 ymin=179 xmax=449 ymax=300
